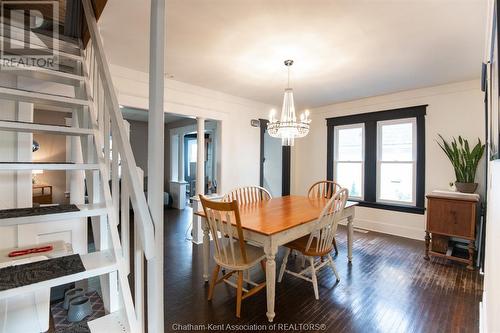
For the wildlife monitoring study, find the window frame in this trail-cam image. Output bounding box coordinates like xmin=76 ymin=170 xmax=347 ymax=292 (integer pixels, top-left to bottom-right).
xmin=326 ymin=105 xmax=426 ymax=215
xmin=333 ymin=123 xmax=365 ymax=200
xmin=376 ymin=118 xmax=417 ymax=206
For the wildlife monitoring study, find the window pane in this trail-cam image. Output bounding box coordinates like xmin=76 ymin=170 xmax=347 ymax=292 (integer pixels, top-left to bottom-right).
xmin=337 ymin=127 xmax=363 ymax=161
xmin=336 ymin=162 xmax=362 ymax=198
xmin=379 ymin=163 xmax=413 ymax=203
xmin=381 ymin=122 xmax=413 ymax=161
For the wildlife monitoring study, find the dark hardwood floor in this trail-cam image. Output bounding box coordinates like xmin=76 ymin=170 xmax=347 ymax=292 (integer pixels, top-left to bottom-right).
xmin=164 ymin=207 xmax=483 ymax=333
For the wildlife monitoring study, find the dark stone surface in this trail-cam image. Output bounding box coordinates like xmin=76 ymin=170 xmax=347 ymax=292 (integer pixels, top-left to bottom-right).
xmin=0 ymin=204 xmax=80 ymax=219
xmin=0 ymin=254 xmax=85 ymax=291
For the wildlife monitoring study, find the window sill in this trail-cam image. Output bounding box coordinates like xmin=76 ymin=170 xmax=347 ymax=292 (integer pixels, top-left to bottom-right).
xmin=350 ymin=200 xmax=425 ymax=214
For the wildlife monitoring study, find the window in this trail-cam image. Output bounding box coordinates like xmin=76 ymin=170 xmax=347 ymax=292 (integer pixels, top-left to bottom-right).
xmin=327 ymin=105 xmax=426 ymax=214
xmin=377 ymin=118 xmax=416 ymax=205
xmin=334 ymin=124 xmax=364 ymax=199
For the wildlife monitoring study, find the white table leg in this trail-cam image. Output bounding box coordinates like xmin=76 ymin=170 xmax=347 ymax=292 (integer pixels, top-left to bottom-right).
xmin=202 ymin=218 xmax=210 ymax=282
xmin=347 ymin=215 xmax=354 ymax=263
xmin=264 ymin=241 xmax=277 ymax=322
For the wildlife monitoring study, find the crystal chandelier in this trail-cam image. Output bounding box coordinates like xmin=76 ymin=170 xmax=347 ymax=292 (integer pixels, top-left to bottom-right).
xmin=267 ymin=60 xmax=311 ymax=146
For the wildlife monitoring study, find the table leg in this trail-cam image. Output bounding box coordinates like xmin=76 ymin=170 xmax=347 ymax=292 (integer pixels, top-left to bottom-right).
xmin=424 ymin=231 xmax=430 ymax=260
xmin=347 ymin=215 xmax=354 ymax=263
xmin=467 ymin=240 xmax=475 ymax=270
xmin=264 ymin=242 xmax=277 ymax=322
xmin=202 ymin=218 xmax=210 ymax=282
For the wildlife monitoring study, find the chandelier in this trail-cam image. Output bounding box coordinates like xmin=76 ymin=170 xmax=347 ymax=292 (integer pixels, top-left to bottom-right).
xmin=267 ymin=59 xmax=311 ymax=146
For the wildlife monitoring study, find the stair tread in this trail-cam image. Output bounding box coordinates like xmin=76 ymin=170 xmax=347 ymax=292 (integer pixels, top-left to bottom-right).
xmin=0 ymin=59 xmax=84 ymax=85
xmin=0 ymin=20 xmax=80 ymax=48
xmin=0 ymin=120 xmax=93 ymax=135
xmin=87 ymin=310 xmax=130 ymax=333
xmin=0 ymin=250 xmax=117 ymax=299
xmin=0 ymin=162 xmax=99 ymax=170
xmin=0 ymin=204 xmax=80 ymax=219
xmin=0 ymin=161 xmax=75 ymax=164
xmin=0 ymin=36 xmax=83 ymax=62
xmin=0 ymin=203 xmax=108 ymax=226
xmin=0 ymin=254 xmax=85 ymax=291
xmin=0 ymin=86 xmax=89 ymax=108
xmin=56 ymin=322 xmax=91 ymax=333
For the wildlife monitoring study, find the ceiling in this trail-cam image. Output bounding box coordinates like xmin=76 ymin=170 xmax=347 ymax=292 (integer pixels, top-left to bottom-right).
xmin=100 ymin=0 xmax=486 ymax=109
xmin=121 ymin=107 xmax=187 ymax=123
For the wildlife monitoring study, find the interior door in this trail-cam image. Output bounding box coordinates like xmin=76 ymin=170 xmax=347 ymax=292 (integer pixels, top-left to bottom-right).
xmin=259 ymin=119 xmax=290 ymax=197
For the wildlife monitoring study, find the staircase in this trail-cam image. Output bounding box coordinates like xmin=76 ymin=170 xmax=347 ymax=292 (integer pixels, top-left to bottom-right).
xmin=0 ymin=1 xmax=157 ymax=332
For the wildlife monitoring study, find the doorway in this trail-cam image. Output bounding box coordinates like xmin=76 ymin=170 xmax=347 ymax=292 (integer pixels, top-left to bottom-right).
xmin=259 ymin=119 xmax=291 ymax=197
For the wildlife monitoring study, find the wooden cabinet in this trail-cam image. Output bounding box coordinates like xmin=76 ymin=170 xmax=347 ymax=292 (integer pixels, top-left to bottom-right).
xmin=32 ymin=184 xmax=53 ymax=204
xmin=425 ymin=191 xmax=479 ymax=270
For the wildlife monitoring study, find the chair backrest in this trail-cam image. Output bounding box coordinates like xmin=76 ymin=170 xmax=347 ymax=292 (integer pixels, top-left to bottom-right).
xmin=200 ymin=195 xmax=248 ymax=266
xmin=308 ymin=180 xmax=342 ymax=199
xmin=305 ymin=188 xmax=349 ymax=255
xmin=222 ymin=186 xmax=272 ymax=205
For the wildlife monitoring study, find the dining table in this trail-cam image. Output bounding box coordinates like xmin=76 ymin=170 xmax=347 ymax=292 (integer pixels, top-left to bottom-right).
xmin=194 ymin=195 xmax=358 ymax=322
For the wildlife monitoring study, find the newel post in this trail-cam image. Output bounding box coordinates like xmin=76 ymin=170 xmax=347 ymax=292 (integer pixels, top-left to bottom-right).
xmin=147 ymin=0 xmax=165 ymax=331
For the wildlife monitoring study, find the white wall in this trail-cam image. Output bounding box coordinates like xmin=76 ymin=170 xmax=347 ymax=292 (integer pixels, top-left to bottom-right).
xmin=110 ymin=64 xmax=274 ymax=194
xmin=483 ymin=160 xmax=500 ymax=333
xmin=292 ymin=80 xmax=485 ymax=240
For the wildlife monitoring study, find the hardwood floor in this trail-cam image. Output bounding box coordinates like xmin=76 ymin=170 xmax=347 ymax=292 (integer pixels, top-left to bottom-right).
xmin=164 ymin=207 xmax=483 ymax=333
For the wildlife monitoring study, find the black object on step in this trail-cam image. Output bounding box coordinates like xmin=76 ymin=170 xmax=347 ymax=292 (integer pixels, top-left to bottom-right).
xmin=0 ymin=204 xmax=80 ymax=219
xmin=0 ymin=254 xmax=85 ymax=291
xmin=55 ymin=322 xmax=90 ymax=333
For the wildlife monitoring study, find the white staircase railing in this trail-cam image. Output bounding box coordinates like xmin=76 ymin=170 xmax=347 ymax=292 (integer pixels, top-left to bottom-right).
xmin=80 ymin=0 xmax=158 ymax=331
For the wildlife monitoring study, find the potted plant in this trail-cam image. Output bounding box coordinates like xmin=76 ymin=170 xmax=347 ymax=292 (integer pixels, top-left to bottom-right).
xmin=437 ymin=135 xmax=485 ymax=193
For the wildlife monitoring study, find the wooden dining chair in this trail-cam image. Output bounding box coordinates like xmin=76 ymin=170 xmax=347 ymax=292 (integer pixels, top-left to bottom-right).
xmin=222 ymin=185 xmax=272 ymax=204
xmin=308 ymin=180 xmax=342 ymax=200
xmin=308 ymin=180 xmax=342 ymax=255
xmin=278 ymin=188 xmax=348 ymax=300
xmin=200 ymin=195 xmax=266 ymax=318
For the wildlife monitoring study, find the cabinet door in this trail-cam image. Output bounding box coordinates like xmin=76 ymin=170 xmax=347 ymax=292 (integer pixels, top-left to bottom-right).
xmin=427 ymin=198 xmax=475 ymax=239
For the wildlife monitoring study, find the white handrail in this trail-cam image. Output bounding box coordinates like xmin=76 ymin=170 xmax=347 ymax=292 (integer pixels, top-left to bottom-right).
xmin=81 ymin=0 xmax=155 ymax=260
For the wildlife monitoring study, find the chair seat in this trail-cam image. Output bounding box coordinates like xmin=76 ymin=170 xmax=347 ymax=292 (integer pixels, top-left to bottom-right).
xmin=284 ymin=235 xmax=333 ymax=257
xmin=214 ymin=242 xmax=265 ymax=270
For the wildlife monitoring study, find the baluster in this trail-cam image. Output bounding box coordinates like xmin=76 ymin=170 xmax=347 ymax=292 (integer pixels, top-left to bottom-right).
xmin=104 ymin=99 xmax=111 ymax=180
xmin=134 ymin=167 xmax=145 ymax=333
xmin=121 ymin=120 xmax=131 ymax=275
xmin=97 ymin=76 xmax=104 ymax=142
xmin=111 ymin=124 xmax=120 ymax=229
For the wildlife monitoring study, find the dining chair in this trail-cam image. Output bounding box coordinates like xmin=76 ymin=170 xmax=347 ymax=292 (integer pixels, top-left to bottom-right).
xmin=222 ymin=185 xmax=272 ymax=204
xmin=278 ymin=188 xmax=348 ymax=300
xmin=200 ymin=195 xmax=266 ymax=318
xmin=308 ymin=180 xmax=342 ymax=255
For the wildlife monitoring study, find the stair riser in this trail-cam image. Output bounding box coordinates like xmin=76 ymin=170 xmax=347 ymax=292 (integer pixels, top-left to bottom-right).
xmin=0 ymin=164 xmax=100 ymax=171
xmin=1 ymin=67 xmax=84 ymax=86
xmin=0 ymin=122 xmax=92 ymax=136
xmin=0 ymin=87 xmax=89 ymax=108
xmin=0 ymin=25 xmax=81 ymax=56
xmin=0 ymin=207 xmax=108 ymax=227
xmin=0 ymin=37 xmax=83 ymax=69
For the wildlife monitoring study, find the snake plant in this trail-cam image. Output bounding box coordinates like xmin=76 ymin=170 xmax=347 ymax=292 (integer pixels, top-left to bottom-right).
xmin=437 ymin=135 xmax=485 ymax=183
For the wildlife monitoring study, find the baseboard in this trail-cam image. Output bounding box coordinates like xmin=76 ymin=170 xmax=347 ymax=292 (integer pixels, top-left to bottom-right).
xmin=339 ymin=218 xmax=424 ymax=241
xmin=480 ymin=291 xmax=487 ymax=333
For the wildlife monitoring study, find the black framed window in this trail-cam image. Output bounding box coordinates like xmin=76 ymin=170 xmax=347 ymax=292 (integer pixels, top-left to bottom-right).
xmin=327 ymin=105 xmax=427 ymax=214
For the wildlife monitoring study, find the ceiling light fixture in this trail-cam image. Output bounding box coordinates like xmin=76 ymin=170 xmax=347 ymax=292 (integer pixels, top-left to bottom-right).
xmin=267 ymin=60 xmax=311 ymax=146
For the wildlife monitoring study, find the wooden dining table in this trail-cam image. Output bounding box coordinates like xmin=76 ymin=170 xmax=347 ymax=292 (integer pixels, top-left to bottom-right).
xmin=194 ymin=195 xmax=357 ymax=322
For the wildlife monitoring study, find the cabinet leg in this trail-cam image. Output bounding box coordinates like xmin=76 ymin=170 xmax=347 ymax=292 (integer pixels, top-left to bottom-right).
xmin=424 ymin=231 xmax=430 ymax=260
xmin=467 ymin=241 xmax=475 ymax=270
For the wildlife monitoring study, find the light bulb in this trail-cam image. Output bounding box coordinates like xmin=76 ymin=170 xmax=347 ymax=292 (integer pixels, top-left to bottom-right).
xmin=305 ymin=109 xmax=310 ymax=118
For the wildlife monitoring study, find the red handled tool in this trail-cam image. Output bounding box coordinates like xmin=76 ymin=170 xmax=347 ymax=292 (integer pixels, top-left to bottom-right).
xmin=8 ymin=245 xmax=53 ymax=258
